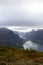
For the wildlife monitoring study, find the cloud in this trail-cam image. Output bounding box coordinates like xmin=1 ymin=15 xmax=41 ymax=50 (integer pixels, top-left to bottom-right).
xmin=0 ymin=0 xmax=43 ymax=27
xmin=23 ymin=41 xmax=38 ymax=50
xmin=23 ymin=41 xmax=43 ymax=52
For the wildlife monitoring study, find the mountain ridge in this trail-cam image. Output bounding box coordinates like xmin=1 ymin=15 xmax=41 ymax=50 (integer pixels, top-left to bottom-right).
xmin=0 ymin=27 xmax=24 ymax=48
xmin=23 ymin=29 xmax=43 ymax=44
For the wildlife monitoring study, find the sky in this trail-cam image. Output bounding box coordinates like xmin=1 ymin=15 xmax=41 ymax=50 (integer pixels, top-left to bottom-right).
xmin=0 ymin=0 xmax=43 ymax=31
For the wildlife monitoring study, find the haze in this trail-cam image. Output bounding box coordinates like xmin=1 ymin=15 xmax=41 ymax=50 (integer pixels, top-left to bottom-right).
xmin=0 ymin=0 xmax=43 ymax=31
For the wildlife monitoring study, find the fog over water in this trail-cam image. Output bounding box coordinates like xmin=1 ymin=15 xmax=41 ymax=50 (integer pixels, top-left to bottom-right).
xmin=23 ymin=41 xmax=43 ymax=52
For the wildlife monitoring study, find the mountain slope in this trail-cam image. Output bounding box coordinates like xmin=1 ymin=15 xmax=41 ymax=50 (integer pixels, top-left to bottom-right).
xmin=0 ymin=47 xmax=43 ymax=65
xmin=24 ymin=29 xmax=43 ymax=44
xmin=0 ymin=28 xmax=24 ymax=48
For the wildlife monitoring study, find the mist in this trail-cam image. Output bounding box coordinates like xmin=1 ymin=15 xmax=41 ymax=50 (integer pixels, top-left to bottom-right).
xmin=23 ymin=41 xmax=43 ymax=52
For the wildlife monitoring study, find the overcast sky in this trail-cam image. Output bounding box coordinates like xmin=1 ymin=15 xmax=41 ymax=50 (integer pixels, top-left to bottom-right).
xmin=0 ymin=0 xmax=43 ymax=29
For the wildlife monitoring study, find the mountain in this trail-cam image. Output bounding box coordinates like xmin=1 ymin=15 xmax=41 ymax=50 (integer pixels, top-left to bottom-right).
xmin=14 ymin=31 xmax=26 ymax=38
xmin=24 ymin=29 xmax=43 ymax=44
xmin=0 ymin=28 xmax=24 ymax=48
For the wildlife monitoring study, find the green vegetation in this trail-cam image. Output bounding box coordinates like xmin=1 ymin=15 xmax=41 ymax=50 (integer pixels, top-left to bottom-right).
xmin=0 ymin=47 xmax=43 ymax=65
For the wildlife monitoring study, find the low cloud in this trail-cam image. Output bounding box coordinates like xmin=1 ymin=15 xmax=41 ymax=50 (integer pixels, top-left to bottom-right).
xmin=23 ymin=41 xmax=38 ymax=50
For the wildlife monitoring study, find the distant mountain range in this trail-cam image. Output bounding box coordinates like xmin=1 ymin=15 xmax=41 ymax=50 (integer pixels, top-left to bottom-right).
xmin=23 ymin=29 xmax=43 ymax=44
xmin=0 ymin=28 xmax=24 ymax=48
xmin=0 ymin=28 xmax=43 ymax=48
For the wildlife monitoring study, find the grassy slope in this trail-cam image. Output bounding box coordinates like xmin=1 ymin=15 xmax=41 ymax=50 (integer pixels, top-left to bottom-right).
xmin=0 ymin=47 xmax=43 ymax=65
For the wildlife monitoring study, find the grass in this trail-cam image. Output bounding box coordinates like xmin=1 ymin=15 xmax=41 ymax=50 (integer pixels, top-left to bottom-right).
xmin=0 ymin=46 xmax=43 ymax=65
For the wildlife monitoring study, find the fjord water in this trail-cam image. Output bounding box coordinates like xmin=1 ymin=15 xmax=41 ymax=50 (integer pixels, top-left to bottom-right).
xmin=23 ymin=41 xmax=43 ymax=52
